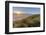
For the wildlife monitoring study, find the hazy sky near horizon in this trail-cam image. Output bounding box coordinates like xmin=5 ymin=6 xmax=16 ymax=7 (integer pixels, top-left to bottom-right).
xmin=13 ymin=7 xmax=40 ymax=14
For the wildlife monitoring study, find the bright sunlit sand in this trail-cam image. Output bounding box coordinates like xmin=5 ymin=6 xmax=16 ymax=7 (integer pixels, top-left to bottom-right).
xmin=16 ymin=11 xmax=21 ymax=14
xmin=15 ymin=11 xmax=22 ymax=16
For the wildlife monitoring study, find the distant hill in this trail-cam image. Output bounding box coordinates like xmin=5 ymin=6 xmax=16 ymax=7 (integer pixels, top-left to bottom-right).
xmin=13 ymin=14 xmax=40 ymax=28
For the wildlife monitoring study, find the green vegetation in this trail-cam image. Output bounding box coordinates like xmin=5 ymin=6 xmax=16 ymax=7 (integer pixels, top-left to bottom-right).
xmin=13 ymin=14 xmax=40 ymax=28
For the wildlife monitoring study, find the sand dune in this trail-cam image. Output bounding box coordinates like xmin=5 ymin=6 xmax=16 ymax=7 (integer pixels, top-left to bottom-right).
xmin=13 ymin=14 xmax=31 ymax=21
xmin=13 ymin=14 xmax=40 ymax=28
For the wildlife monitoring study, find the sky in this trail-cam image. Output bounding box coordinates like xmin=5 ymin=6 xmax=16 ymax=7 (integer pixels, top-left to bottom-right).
xmin=13 ymin=7 xmax=40 ymax=14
